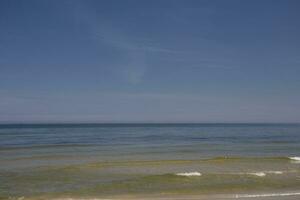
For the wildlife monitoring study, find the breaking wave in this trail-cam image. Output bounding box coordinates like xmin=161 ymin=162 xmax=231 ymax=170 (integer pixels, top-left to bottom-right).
xmin=235 ymin=192 xmax=300 ymax=198
xmin=175 ymin=171 xmax=202 ymax=176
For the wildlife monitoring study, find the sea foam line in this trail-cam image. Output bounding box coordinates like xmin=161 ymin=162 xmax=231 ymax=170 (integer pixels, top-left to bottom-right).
xmin=289 ymin=157 xmax=300 ymax=161
xmin=246 ymin=171 xmax=284 ymax=176
xmin=289 ymin=156 xmax=300 ymax=164
xmin=246 ymin=172 xmax=266 ymax=177
xmin=233 ymin=171 xmax=284 ymax=177
xmin=264 ymin=171 xmax=283 ymax=174
xmin=175 ymin=170 xmax=285 ymax=177
xmin=235 ymin=192 xmax=300 ymax=198
xmin=175 ymin=171 xmax=202 ymax=176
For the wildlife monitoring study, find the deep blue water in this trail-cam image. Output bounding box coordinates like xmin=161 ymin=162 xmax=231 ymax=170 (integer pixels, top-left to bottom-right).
xmin=1 ymin=123 xmax=300 ymax=161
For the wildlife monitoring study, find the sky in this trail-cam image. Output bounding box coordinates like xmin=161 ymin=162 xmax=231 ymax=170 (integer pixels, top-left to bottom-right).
xmin=0 ymin=0 xmax=300 ymax=123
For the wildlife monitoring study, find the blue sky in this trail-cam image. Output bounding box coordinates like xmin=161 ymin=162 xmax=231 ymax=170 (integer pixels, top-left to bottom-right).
xmin=0 ymin=0 xmax=300 ymax=123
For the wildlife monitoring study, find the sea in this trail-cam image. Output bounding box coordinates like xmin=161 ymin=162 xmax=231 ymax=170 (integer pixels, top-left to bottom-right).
xmin=0 ymin=123 xmax=300 ymax=200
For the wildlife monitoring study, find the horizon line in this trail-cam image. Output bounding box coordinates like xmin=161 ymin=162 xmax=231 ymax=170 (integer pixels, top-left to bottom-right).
xmin=0 ymin=122 xmax=300 ymax=125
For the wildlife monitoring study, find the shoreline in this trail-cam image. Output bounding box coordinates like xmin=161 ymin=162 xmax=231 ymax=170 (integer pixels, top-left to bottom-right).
xmin=18 ymin=191 xmax=300 ymax=200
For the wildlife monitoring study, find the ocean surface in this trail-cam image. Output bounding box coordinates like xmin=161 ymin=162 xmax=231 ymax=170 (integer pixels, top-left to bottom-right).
xmin=1 ymin=123 xmax=300 ymax=200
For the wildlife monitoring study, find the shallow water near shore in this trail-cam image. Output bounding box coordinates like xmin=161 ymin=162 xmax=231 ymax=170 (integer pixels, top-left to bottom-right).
xmin=1 ymin=123 xmax=300 ymax=199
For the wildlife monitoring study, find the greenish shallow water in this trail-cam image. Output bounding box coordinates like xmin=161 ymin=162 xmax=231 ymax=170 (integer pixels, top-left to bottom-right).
xmin=1 ymin=123 xmax=300 ymax=199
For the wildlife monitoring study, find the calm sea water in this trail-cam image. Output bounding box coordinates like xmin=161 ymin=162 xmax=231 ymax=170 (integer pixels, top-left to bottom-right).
xmin=1 ymin=123 xmax=300 ymax=199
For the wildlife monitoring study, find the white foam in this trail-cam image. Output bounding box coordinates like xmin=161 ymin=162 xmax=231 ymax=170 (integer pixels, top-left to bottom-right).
xmin=176 ymin=171 xmax=202 ymax=177
xmin=242 ymin=171 xmax=284 ymax=176
xmin=247 ymin=172 xmax=266 ymax=177
xmin=227 ymin=171 xmax=284 ymax=177
xmin=289 ymin=157 xmax=300 ymax=164
xmin=289 ymin=157 xmax=300 ymax=161
xmin=265 ymin=171 xmax=283 ymax=174
xmin=235 ymin=192 xmax=300 ymax=198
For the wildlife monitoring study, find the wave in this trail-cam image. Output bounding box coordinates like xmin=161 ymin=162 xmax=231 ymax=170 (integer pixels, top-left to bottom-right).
xmin=235 ymin=192 xmax=300 ymax=198
xmin=208 ymin=156 xmax=299 ymax=162
xmin=244 ymin=171 xmax=284 ymax=177
xmin=81 ymin=156 xmax=299 ymax=168
xmin=289 ymin=157 xmax=300 ymax=160
xmin=205 ymin=156 xmax=292 ymax=162
xmin=174 ymin=171 xmax=285 ymax=177
xmin=12 ymin=192 xmax=300 ymax=200
xmin=289 ymin=156 xmax=300 ymax=164
xmin=246 ymin=172 xmax=266 ymax=177
xmin=264 ymin=170 xmax=283 ymax=174
xmin=23 ymin=156 xmax=300 ymax=173
xmin=175 ymin=171 xmax=202 ymax=176
xmin=4 ymin=172 xmax=300 ymax=200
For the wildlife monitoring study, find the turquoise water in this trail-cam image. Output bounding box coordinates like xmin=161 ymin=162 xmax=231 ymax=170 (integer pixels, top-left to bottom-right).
xmin=1 ymin=123 xmax=300 ymax=199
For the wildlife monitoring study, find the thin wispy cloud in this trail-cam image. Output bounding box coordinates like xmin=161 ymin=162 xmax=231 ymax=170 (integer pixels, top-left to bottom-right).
xmin=62 ymin=0 xmax=235 ymax=84
xmin=1 ymin=0 xmax=300 ymax=122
